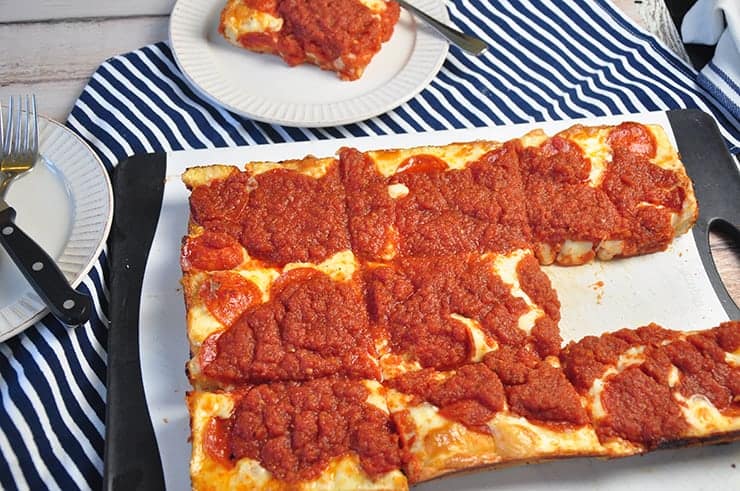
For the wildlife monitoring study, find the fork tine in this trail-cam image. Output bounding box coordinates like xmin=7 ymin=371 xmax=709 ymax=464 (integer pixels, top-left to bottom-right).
xmin=29 ymin=95 xmax=38 ymax=157
xmin=13 ymin=95 xmax=22 ymax=157
xmin=3 ymin=97 xmax=13 ymax=157
xmin=0 ymin=99 xmax=4 ymax=159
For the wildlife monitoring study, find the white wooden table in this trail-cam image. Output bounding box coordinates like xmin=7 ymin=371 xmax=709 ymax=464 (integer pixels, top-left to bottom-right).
xmin=0 ymin=0 xmax=737 ymax=302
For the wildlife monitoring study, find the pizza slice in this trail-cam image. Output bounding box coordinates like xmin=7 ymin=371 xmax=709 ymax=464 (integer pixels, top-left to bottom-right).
xmin=339 ymin=139 xmax=532 ymax=261
xmin=188 ymin=377 xmax=408 ymax=490
xmin=383 ymin=320 xmax=740 ymax=484
xmin=218 ymin=0 xmax=401 ymax=81
xmin=519 ymin=122 xmax=698 ymax=265
xmin=383 ymin=350 xmax=609 ymax=484
xmin=182 ymin=162 xmax=384 ymax=389
xmin=363 ymin=250 xmax=562 ymax=379
xmin=560 ymin=321 xmax=740 ymax=453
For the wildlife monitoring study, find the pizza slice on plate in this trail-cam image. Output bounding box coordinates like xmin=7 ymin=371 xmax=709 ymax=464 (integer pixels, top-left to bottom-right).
xmin=218 ymin=0 xmax=401 ymax=80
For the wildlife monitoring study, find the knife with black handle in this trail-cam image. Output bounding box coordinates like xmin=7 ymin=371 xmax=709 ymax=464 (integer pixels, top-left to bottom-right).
xmin=0 ymin=197 xmax=91 ymax=326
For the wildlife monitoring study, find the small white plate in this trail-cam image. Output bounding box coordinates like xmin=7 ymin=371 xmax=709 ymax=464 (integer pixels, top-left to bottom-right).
xmin=169 ymin=0 xmax=449 ymax=127
xmin=0 ymin=116 xmax=113 ymax=341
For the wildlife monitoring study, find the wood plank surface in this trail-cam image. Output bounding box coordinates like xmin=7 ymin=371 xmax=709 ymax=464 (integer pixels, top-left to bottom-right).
xmin=0 ymin=16 xmax=169 ymax=119
xmin=0 ymin=0 xmax=175 ymax=22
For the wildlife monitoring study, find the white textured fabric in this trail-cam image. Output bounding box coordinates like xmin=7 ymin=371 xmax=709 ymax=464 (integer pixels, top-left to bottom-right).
xmin=682 ymin=0 xmax=740 ymax=118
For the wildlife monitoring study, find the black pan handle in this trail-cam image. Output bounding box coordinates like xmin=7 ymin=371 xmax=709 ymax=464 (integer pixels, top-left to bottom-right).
xmin=0 ymin=205 xmax=91 ymax=326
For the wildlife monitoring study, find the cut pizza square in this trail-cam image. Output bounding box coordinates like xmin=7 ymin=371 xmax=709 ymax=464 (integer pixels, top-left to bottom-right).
xmin=188 ymin=377 xmax=408 ymax=490
xmin=363 ymin=250 xmax=562 ymax=379
xmin=339 ymin=140 xmax=532 ymax=261
xmin=560 ymin=321 xmax=740 ymax=454
xmin=383 ymin=350 xmax=610 ymax=484
xmin=218 ymin=0 xmax=401 ymax=81
xmin=182 ymin=162 xmax=385 ymax=389
xmin=519 ymin=122 xmax=698 ymax=265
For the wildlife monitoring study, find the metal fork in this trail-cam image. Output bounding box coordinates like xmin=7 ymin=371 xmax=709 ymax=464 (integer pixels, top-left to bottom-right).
xmin=0 ymin=95 xmax=38 ymax=195
xmin=0 ymin=95 xmax=91 ymax=326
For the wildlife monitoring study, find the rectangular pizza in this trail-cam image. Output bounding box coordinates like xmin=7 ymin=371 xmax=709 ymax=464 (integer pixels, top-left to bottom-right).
xmin=179 ymin=121 xmax=738 ymax=490
xmin=219 ymin=0 xmax=401 ymax=80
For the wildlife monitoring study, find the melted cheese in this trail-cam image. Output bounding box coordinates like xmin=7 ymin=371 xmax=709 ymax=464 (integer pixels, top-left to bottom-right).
xmin=368 ymin=141 xmax=500 ymax=177
xmin=283 ymin=250 xmax=358 ymax=282
xmin=557 ymin=125 xmax=612 ymax=187
xmin=489 ymin=413 xmax=605 ymax=459
xmin=490 ymin=250 xmax=545 ymax=335
xmin=675 ymin=393 xmax=740 ymax=436
xmin=556 ymin=240 xmax=595 ymax=266
xmin=246 ymin=156 xmax=335 ymax=179
xmin=450 ymin=314 xmax=498 ymax=362
xmin=220 ymin=0 xmax=283 ymax=47
xmin=725 ymin=351 xmax=740 ymax=367
xmin=387 ymin=183 xmax=409 ymax=199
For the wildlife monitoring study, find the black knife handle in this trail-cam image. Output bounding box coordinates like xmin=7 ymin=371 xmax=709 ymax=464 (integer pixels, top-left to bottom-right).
xmin=0 ymin=206 xmax=91 ymax=326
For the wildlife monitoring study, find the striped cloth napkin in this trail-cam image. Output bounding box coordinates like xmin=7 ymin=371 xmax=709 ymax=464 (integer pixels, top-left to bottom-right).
xmin=1 ymin=1 xmax=738 ymax=490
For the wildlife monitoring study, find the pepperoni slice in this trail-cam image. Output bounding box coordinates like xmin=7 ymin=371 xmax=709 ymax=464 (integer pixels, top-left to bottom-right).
xmin=181 ymin=231 xmax=244 ymax=272
xmin=203 ymin=417 xmax=233 ymax=468
xmin=396 ymin=154 xmax=448 ymax=174
xmin=607 ymin=122 xmax=657 ymax=158
xmin=200 ymin=272 xmax=261 ymax=326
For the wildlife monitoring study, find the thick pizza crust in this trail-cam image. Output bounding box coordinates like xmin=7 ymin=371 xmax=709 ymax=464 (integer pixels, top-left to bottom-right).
xmin=188 ymin=386 xmax=409 ymax=490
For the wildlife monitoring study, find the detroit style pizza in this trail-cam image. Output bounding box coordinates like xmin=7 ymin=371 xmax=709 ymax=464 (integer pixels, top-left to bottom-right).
xmin=180 ymin=122 xmax=738 ymax=489
xmin=218 ymin=0 xmax=401 ymax=80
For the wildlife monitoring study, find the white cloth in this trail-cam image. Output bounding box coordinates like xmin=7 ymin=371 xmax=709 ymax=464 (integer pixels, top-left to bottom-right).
xmin=682 ymin=0 xmax=740 ymax=119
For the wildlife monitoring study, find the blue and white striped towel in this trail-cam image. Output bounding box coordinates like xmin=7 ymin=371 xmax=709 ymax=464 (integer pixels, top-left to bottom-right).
xmin=1 ymin=1 xmax=738 ymax=490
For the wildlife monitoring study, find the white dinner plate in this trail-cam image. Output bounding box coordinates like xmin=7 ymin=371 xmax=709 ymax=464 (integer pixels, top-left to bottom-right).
xmin=169 ymin=0 xmax=449 ymax=127
xmin=0 ymin=115 xmax=113 ymax=341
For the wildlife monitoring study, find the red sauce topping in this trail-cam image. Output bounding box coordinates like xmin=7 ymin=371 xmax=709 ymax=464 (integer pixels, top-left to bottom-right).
xmin=506 ymin=363 xmax=589 ymax=425
xmin=520 ymin=137 xmax=622 ymax=246
xmin=189 ymin=164 xmax=351 ymax=266
xmin=339 ymin=147 xmax=396 ymax=260
xmin=484 ymin=347 xmax=587 ymax=425
xmin=208 ymin=378 xmax=400 ymax=482
xmin=365 ymin=256 xmax=528 ymax=369
xmin=600 ymin=367 xmax=688 ymax=448
xmin=599 ymin=123 xmax=683 ymax=256
xmin=387 ymin=364 xmax=505 ymax=434
xmin=562 ymin=322 xmax=740 ymax=446
xmin=717 ymin=320 xmax=740 ymax=352
xmin=675 ymin=331 xmax=737 ymax=409
xmin=181 ymin=231 xmax=244 ymax=272
xmin=200 ymin=272 xmax=261 ymax=327
xmin=516 ymin=254 xmax=562 ymax=356
xmin=200 ymin=269 xmax=379 ymax=383
xmin=340 ymin=143 xmax=530 ymax=259
xmin=391 ymin=143 xmax=531 ymax=256
xmin=264 ymin=0 xmax=399 ymax=80
xmin=560 ymin=323 xmax=678 ymax=392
